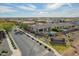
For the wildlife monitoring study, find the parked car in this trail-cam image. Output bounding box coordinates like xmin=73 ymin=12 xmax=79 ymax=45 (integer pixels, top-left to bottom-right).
xmin=14 ymin=29 xmax=24 ymax=35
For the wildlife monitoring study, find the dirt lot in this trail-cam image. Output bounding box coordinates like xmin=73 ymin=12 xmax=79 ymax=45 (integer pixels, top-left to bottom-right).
xmin=62 ymin=31 xmax=79 ymax=56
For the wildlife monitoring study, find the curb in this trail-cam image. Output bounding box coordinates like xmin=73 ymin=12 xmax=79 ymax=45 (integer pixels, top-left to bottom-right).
xmin=5 ymin=32 xmax=22 ymax=56
xmin=19 ymin=29 xmax=61 ymax=56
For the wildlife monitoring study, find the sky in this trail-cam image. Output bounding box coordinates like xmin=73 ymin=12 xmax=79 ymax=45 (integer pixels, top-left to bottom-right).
xmin=0 ymin=3 xmax=79 ymax=17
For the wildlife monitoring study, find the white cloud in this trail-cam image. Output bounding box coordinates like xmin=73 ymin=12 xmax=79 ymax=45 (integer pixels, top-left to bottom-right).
xmin=66 ymin=8 xmax=79 ymax=17
xmin=37 ymin=11 xmax=48 ymax=16
xmin=0 ymin=3 xmax=75 ymax=17
xmin=67 ymin=3 xmax=72 ymax=8
xmin=45 ymin=3 xmax=72 ymax=10
xmin=0 ymin=6 xmax=16 ymax=13
xmin=18 ymin=4 xmax=36 ymax=11
xmin=35 ymin=3 xmax=73 ymax=17
xmin=33 ymin=3 xmax=65 ymax=17
xmin=45 ymin=3 xmax=64 ymax=10
xmin=27 ymin=4 xmax=36 ymax=9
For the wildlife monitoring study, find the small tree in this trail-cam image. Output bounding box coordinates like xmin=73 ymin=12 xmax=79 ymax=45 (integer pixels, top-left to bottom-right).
xmin=3 ymin=25 xmax=12 ymax=32
xmin=19 ymin=23 xmax=31 ymax=31
xmin=0 ymin=22 xmax=15 ymax=32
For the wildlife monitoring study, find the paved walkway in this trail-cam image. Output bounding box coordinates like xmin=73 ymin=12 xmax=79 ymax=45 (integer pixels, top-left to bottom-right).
xmin=19 ymin=29 xmax=61 ymax=56
xmin=5 ymin=32 xmax=22 ymax=56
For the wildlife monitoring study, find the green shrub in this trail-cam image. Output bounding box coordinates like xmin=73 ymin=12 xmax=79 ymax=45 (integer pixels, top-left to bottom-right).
xmin=52 ymin=28 xmax=62 ymax=32
xmin=7 ymin=32 xmax=17 ymax=49
xmin=19 ymin=23 xmax=31 ymax=31
xmin=0 ymin=53 xmax=1 ymax=55
xmin=1 ymin=50 xmax=8 ymax=53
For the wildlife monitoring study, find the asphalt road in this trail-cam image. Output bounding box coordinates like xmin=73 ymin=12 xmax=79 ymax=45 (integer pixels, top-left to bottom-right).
xmin=11 ymin=29 xmax=56 ymax=56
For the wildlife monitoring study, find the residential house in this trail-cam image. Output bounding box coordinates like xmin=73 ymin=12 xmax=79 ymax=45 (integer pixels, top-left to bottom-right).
xmin=30 ymin=22 xmax=75 ymax=34
xmin=30 ymin=23 xmax=52 ymax=34
xmin=51 ymin=23 xmax=75 ymax=29
xmin=22 ymin=20 xmax=35 ymax=25
xmin=50 ymin=37 xmax=66 ymax=44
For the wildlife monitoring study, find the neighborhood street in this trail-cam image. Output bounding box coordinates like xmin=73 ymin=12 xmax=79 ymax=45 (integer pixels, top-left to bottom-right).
xmin=10 ymin=29 xmax=56 ymax=56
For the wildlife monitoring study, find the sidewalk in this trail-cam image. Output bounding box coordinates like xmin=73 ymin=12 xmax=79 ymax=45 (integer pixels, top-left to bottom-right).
xmin=5 ymin=32 xmax=22 ymax=56
xmin=19 ymin=29 xmax=61 ymax=56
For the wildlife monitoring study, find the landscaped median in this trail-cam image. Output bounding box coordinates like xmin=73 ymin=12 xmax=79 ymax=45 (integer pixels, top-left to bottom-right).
xmin=5 ymin=32 xmax=22 ymax=56
xmin=7 ymin=32 xmax=17 ymax=49
xmin=19 ymin=29 xmax=61 ymax=56
xmin=47 ymin=42 xmax=70 ymax=54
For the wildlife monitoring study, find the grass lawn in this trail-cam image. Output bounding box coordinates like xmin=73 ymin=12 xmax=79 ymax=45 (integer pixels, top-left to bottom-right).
xmin=51 ymin=44 xmax=70 ymax=54
xmin=38 ymin=37 xmax=70 ymax=54
xmin=39 ymin=37 xmax=46 ymax=42
xmin=28 ymin=30 xmax=71 ymax=54
xmin=45 ymin=40 xmax=70 ymax=54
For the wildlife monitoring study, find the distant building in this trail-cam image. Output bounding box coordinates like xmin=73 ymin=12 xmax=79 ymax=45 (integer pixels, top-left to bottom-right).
xmin=22 ymin=20 xmax=35 ymax=25
xmin=50 ymin=37 xmax=66 ymax=44
xmin=51 ymin=23 xmax=75 ymax=29
xmin=62 ymin=28 xmax=79 ymax=34
xmin=0 ymin=31 xmax=6 ymax=40
xmin=30 ymin=22 xmax=75 ymax=34
xmin=30 ymin=23 xmax=52 ymax=34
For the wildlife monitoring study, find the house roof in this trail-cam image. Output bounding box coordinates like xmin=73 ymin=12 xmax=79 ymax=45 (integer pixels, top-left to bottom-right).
xmin=51 ymin=23 xmax=74 ymax=27
xmin=51 ymin=37 xmax=64 ymax=40
xmin=31 ymin=22 xmax=74 ymax=29
xmin=22 ymin=21 xmax=35 ymax=24
xmin=31 ymin=23 xmax=52 ymax=29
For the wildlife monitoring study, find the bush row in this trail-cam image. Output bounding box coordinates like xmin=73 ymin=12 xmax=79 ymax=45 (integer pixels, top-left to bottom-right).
xmin=7 ymin=32 xmax=17 ymax=49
